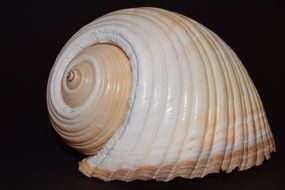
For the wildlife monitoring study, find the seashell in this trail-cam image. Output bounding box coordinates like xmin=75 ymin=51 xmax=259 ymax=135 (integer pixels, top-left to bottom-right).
xmin=47 ymin=7 xmax=275 ymax=182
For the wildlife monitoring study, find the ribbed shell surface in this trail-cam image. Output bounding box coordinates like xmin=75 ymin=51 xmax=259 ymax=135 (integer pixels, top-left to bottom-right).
xmin=47 ymin=8 xmax=275 ymax=181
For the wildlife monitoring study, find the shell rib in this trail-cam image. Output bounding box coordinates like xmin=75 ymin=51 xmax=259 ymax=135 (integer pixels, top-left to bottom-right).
xmin=47 ymin=7 xmax=275 ymax=181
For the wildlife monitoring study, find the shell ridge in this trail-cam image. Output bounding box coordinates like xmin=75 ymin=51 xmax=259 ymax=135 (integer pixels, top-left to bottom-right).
xmin=219 ymin=39 xmax=250 ymax=171
xmin=190 ymin=21 xmax=232 ymax=177
xmin=233 ymin=60 xmax=258 ymax=169
xmin=134 ymin=9 xmax=188 ymax=181
xmin=97 ymin=14 xmax=159 ymax=181
xmin=222 ymin=46 xmax=261 ymax=167
xmin=229 ymin=48 xmax=271 ymax=162
xmin=105 ymin=12 xmax=168 ymax=180
xmin=146 ymin=10 xmax=196 ymax=181
xmin=199 ymin=27 xmax=238 ymax=172
xmin=180 ymin=16 xmax=220 ymax=178
xmin=235 ymin=55 xmax=273 ymax=154
xmin=122 ymin=11 xmax=179 ymax=180
xmin=158 ymin=9 xmax=211 ymax=178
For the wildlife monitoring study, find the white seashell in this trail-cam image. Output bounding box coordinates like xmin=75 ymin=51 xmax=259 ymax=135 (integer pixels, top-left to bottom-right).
xmin=47 ymin=7 xmax=275 ymax=182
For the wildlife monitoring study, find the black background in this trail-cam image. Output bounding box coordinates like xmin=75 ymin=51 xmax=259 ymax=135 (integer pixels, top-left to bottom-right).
xmin=1 ymin=0 xmax=285 ymax=189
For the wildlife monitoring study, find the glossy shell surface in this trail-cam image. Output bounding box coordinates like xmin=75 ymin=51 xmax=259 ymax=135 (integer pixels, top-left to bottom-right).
xmin=47 ymin=7 xmax=275 ymax=181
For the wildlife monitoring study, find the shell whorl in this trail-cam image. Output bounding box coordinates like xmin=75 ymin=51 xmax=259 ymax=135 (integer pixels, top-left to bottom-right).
xmin=47 ymin=7 xmax=275 ymax=181
xmin=47 ymin=44 xmax=132 ymax=155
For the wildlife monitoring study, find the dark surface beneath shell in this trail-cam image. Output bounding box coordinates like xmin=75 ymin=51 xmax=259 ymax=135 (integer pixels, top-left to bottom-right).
xmin=1 ymin=0 xmax=284 ymax=190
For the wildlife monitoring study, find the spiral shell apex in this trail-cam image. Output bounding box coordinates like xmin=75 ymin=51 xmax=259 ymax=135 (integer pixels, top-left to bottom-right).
xmin=47 ymin=7 xmax=275 ymax=181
